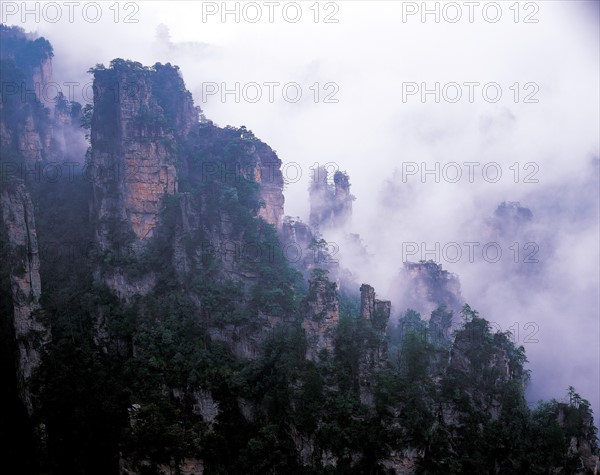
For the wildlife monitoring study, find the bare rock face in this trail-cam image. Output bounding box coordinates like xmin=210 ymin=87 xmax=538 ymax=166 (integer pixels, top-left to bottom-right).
xmin=358 ymin=284 xmax=390 ymax=405
xmin=0 ymin=26 xmax=55 ymax=166
xmin=381 ymin=448 xmax=422 ymax=475
xmin=90 ymin=61 xmax=198 ymax=249
xmin=0 ymin=99 xmax=10 ymax=147
xmin=120 ymin=457 xmax=204 ymax=475
xmin=301 ymin=275 xmax=339 ymax=361
xmin=99 ymin=269 xmax=156 ymax=302
xmin=191 ymin=389 xmax=220 ymax=429
xmin=252 ymin=140 xmax=285 ymax=229
xmin=17 ymin=114 xmax=46 ymax=164
xmin=88 ymin=62 xmax=286 ymax=304
xmin=31 ymin=57 xmax=53 ymax=103
xmin=360 ymin=283 xmax=391 ymax=334
xmin=0 ymin=181 xmax=50 ymax=415
xmin=281 ymin=216 xmax=340 ymax=283
xmin=282 ymin=216 xmax=313 ymax=240
xmin=207 ymin=312 xmax=293 ymax=360
xmin=0 ymin=71 xmax=51 ymax=166
xmin=189 ymin=123 xmax=285 ymax=230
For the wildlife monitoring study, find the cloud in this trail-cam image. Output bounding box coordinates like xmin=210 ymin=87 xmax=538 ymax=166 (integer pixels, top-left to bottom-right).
xmin=5 ymin=0 xmax=598 ymax=425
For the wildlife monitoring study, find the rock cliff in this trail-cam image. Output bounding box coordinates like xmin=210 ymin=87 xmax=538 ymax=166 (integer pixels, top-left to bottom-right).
xmin=358 ymin=283 xmax=390 ymax=404
xmin=90 ymin=61 xmax=198 ymax=247
xmin=89 ymin=62 xmax=287 ymax=302
xmin=0 ymin=26 xmax=55 ymax=421
xmin=0 ymin=26 xmax=54 ymax=166
xmin=301 ymin=273 xmax=339 ymax=361
xmin=391 ymin=260 xmax=463 ymax=320
xmin=0 ymin=180 xmax=49 ymax=415
xmin=309 ymin=166 xmax=354 ymax=231
xmin=2 ymin=29 xmax=597 ymax=475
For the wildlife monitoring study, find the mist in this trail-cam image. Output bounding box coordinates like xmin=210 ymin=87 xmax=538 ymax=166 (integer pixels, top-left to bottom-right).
xmin=5 ymin=0 xmax=598 ymax=425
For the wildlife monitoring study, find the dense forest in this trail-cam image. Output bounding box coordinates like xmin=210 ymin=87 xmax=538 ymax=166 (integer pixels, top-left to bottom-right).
xmin=0 ymin=25 xmax=598 ymax=475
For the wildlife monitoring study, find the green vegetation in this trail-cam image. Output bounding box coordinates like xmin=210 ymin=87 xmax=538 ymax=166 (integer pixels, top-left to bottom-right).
xmin=1 ymin=40 xmax=597 ymax=474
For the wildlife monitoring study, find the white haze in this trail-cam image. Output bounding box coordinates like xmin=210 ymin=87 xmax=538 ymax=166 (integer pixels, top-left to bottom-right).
xmin=7 ymin=1 xmax=599 ymax=424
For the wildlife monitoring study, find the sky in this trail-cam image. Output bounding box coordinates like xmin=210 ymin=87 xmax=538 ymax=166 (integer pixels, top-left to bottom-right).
xmin=3 ymin=1 xmax=599 ymax=423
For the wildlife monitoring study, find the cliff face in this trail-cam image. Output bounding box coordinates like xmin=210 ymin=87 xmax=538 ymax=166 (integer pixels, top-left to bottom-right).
xmin=556 ymin=404 xmax=600 ymax=473
xmin=2 ymin=34 xmax=597 ymax=474
xmin=282 ymin=216 xmax=314 ymax=251
xmin=0 ymin=25 xmax=55 ymax=166
xmin=90 ymin=61 xmax=198 ymax=247
xmin=31 ymin=56 xmax=52 ymax=102
xmin=358 ymin=284 xmax=390 ymax=405
xmin=301 ymin=274 xmax=339 ymax=361
xmin=0 ymin=73 xmax=47 ymax=165
xmin=0 ymin=181 xmax=49 ymax=415
xmin=16 ymin=112 xmax=50 ymax=164
xmin=187 ymin=123 xmax=285 ymax=230
xmin=89 ymin=63 xmax=287 ymax=304
xmin=253 ymin=140 xmax=284 ymax=229
xmin=392 ymin=260 xmax=463 ymax=320
xmin=0 ymin=27 xmax=55 ymax=420
xmin=281 ymin=216 xmax=340 ymax=282
xmin=309 ymin=167 xmax=353 ymax=231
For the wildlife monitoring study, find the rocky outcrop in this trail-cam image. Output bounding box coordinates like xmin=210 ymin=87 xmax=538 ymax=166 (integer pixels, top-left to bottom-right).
xmin=281 ymin=216 xmax=340 ymax=281
xmin=0 ymin=181 xmax=50 ymax=415
xmin=381 ymin=448 xmax=422 ymax=475
xmin=100 ymin=269 xmax=156 ymax=303
xmin=392 ymin=260 xmax=462 ymax=320
xmin=309 ymin=167 xmax=354 ymax=231
xmin=358 ymin=284 xmax=390 ymax=405
xmin=0 ymin=67 xmax=51 ymax=166
xmin=450 ymin=327 xmax=523 ymax=389
xmin=360 ymin=283 xmax=391 ymax=334
xmin=282 ymin=216 xmax=314 ymax=253
xmin=190 ymin=123 xmax=285 ymax=230
xmin=191 ymin=389 xmax=220 ymax=429
xmin=31 ymin=57 xmax=52 ymax=103
xmin=488 ymin=201 xmax=533 ymax=239
xmin=90 ymin=61 xmax=198 ymax=248
xmin=253 ymin=140 xmax=284 ymax=229
xmin=301 ymin=274 xmax=339 ymax=361
xmin=207 ymin=313 xmax=292 ymax=360
xmin=16 ymin=114 xmax=48 ymax=164
xmin=0 ymin=25 xmax=55 ymax=166
xmin=427 ymin=305 xmax=453 ymax=373
xmin=120 ymin=457 xmax=204 ymax=475
xmin=88 ymin=62 xmax=287 ymax=303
